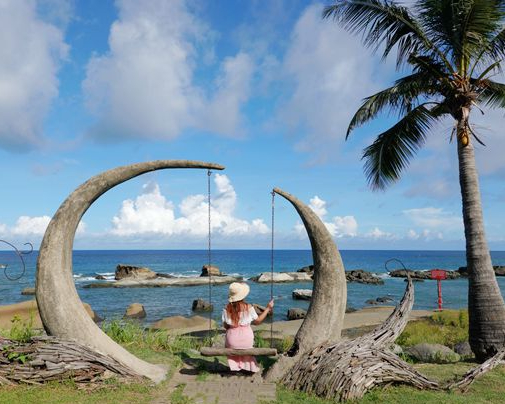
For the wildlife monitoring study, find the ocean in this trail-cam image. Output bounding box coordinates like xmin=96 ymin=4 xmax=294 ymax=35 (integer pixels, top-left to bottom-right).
xmin=1 ymin=249 xmax=505 ymax=324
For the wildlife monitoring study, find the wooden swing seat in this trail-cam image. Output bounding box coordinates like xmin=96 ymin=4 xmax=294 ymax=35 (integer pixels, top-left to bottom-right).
xmin=200 ymin=347 xmax=278 ymax=357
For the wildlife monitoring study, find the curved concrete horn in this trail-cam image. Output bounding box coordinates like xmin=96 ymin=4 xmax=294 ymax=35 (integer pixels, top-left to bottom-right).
xmin=273 ymin=188 xmax=346 ymax=354
xmin=36 ymin=160 xmax=225 ymax=383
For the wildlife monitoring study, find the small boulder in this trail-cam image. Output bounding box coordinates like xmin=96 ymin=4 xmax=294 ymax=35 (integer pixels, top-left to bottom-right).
xmin=95 ymin=275 xmax=107 ymax=280
xmin=83 ymin=302 xmax=103 ymax=323
xmin=115 ymin=264 xmax=157 ymax=281
xmin=156 ymin=272 xmax=174 ymax=278
xmin=201 ymin=265 xmax=221 ymax=277
xmin=124 ymin=303 xmax=146 ymax=319
xmin=406 ymin=343 xmax=460 ymax=364
xmin=454 ymin=341 xmax=473 ymax=358
xmin=21 ymin=287 xmax=35 ymax=296
xmin=292 ymin=289 xmax=312 ymax=300
xmin=192 ymin=299 xmax=213 ymax=312
xmin=151 ymin=315 xmax=215 ymax=334
xmin=287 ymin=308 xmax=306 ymax=320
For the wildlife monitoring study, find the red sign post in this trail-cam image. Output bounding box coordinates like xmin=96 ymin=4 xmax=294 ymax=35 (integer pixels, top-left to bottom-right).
xmin=430 ymin=269 xmax=447 ymax=311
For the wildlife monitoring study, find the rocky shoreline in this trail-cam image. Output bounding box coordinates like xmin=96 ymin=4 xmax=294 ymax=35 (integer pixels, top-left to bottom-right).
xmin=389 ymin=265 xmax=505 ymax=280
xmin=79 ymin=262 xmax=505 ymax=290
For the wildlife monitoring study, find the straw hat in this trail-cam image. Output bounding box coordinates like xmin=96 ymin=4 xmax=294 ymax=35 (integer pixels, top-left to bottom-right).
xmin=228 ymin=282 xmax=250 ymax=303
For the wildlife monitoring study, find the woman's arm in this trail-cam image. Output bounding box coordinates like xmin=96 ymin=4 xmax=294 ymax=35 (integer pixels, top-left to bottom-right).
xmin=252 ymin=300 xmax=274 ymax=325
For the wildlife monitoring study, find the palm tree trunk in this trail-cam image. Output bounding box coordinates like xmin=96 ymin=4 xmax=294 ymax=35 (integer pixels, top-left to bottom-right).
xmin=457 ymin=110 xmax=505 ymax=361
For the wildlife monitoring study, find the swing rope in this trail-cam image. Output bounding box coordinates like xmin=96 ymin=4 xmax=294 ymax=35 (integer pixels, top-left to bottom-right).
xmin=199 ymin=183 xmax=278 ymax=357
xmin=270 ymin=191 xmax=275 ymax=348
xmin=207 ymin=169 xmax=212 ymax=339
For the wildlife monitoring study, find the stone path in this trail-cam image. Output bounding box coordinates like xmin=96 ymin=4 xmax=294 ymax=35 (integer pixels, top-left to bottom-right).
xmin=151 ymin=363 xmax=276 ymax=404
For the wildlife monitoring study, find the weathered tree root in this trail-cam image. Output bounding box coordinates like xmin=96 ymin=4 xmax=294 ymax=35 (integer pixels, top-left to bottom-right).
xmin=0 ymin=336 xmax=141 ymax=385
xmin=281 ymin=278 xmax=440 ymax=401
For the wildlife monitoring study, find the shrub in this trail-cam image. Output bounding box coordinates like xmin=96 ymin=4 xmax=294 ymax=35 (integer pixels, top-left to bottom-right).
xmin=9 ymin=314 xmax=39 ymax=343
xmin=396 ymin=310 xmax=468 ymax=349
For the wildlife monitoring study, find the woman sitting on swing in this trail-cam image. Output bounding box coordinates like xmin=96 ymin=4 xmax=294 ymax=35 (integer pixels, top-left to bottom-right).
xmin=222 ymin=282 xmax=274 ymax=373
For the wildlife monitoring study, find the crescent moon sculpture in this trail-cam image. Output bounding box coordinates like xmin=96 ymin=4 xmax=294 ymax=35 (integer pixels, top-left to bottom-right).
xmin=36 ymin=160 xmax=225 ymax=383
xmin=272 ymin=188 xmax=347 ymax=354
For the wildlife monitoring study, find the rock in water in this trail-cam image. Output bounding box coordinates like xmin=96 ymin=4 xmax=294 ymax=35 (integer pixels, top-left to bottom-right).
xmin=365 ymin=296 xmax=394 ymax=305
xmin=95 ymin=275 xmax=106 ymax=280
xmin=201 ymin=265 xmax=221 ymax=277
xmin=459 ymin=265 xmax=505 ymax=276
xmin=252 ymin=303 xmax=272 ymax=317
xmin=252 ymin=272 xmax=313 ymax=283
xmin=115 ymin=264 xmax=157 ymax=280
xmin=192 ymin=299 xmax=213 ymax=312
xmin=406 ymin=343 xmax=460 ymax=364
xmin=21 ymin=287 xmax=35 ymax=296
xmin=292 ymin=289 xmax=312 ymax=300
xmin=124 ymin=303 xmax=146 ymax=319
xmin=287 ymin=308 xmax=306 ymax=320
xmin=297 ymin=265 xmax=314 ymax=273
xmin=346 ymin=270 xmax=384 ymax=285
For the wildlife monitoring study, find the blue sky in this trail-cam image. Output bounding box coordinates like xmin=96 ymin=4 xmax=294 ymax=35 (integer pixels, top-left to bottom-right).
xmin=0 ymin=0 xmax=504 ymax=250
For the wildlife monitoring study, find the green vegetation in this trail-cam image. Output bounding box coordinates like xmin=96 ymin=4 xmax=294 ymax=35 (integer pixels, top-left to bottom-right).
xmin=397 ymin=310 xmax=468 ymax=349
xmin=2 ymin=315 xmax=505 ymax=404
xmin=0 ymin=314 xmax=41 ymax=343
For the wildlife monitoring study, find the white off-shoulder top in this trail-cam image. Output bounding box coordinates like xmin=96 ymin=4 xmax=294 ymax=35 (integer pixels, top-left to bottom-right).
xmin=222 ymin=305 xmax=258 ymax=327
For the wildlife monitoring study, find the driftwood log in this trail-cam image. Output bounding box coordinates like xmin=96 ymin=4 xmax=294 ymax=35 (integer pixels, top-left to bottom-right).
xmin=447 ymin=347 xmax=505 ymax=392
xmin=281 ymin=278 xmax=439 ymax=401
xmin=0 ymin=336 xmax=140 ymax=385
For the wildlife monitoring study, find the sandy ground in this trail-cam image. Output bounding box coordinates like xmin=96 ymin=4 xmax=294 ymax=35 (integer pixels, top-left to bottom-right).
xmin=254 ymin=306 xmax=433 ymax=338
xmin=0 ymin=300 xmax=98 ymax=329
xmin=0 ymin=300 xmax=433 ymax=337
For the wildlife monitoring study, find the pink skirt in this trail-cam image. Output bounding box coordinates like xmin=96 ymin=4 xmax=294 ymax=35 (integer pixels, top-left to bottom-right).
xmin=225 ymin=325 xmax=260 ymax=372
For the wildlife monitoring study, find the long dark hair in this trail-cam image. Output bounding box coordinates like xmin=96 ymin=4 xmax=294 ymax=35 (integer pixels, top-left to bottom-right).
xmin=225 ymin=300 xmax=249 ymax=327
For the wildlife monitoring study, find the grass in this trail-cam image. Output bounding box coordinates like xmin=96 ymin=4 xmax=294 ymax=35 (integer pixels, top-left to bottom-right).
xmin=396 ymin=309 xmax=469 ymax=349
xmin=3 ymin=313 xmax=505 ymax=404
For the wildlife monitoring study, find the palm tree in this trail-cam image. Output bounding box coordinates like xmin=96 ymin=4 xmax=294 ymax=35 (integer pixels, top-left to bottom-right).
xmin=323 ymin=0 xmax=505 ymax=361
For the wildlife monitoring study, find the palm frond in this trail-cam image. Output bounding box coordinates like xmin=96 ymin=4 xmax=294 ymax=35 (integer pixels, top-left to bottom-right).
xmin=474 ymin=78 xmax=505 ymax=108
xmin=471 ymin=27 xmax=505 ymax=73
xmin=323 ymin=0 xmax=452 ymax=69
xmin=418 ymin=0 xmax=505 ymax=72
xmin=347 ymin=72 xmax=439 ymax=138
xmin=362 ymin=104 xmax=440 ymax=190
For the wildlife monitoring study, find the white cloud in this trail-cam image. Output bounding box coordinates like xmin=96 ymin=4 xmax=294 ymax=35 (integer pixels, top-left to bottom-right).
xmin=111 ymin=175 xmax=269 ymax=238
xmin=308 ymin=196 xmax=327 ymax=218
xmin=10 ymin=215 xmax=86 ymax=236
xmin=0 ymin=0 xmax=68 ymax=150
xmin=365 ymin=227 xmax=395 ymax=240
xmin=200 ymin=52 xmax=255 ymax=137
xmin=278 ymin=4 xmax=385 ymax=162
xmin=407 ymin=229 xmax=419 ymax=240
xmin=296 ymin=195 xmax=358 ymax=238
xmin=83 ymin=0 xmax=253 ymax=141
xmin=11 ymin=216 xmax=52 ymax=236
xmin=403 ymin=207 xmax=462 ymax=230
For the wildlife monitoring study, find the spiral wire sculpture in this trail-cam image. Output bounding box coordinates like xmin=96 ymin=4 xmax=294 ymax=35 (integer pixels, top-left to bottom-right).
xmin=0 ymin=240 xmax=33 ymax=281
